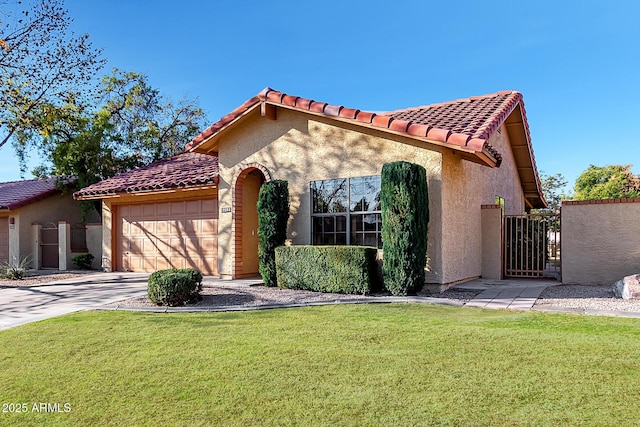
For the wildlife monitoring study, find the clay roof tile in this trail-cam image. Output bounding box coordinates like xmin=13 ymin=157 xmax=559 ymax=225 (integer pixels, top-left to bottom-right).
xmin=0 ymin=177 xmax=73 ymax=210
xmin=74 ymin=152 xmax=219 ymax=199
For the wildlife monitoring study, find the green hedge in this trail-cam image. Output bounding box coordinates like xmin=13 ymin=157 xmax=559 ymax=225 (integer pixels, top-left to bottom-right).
xmin=72 ymin=253 xmax=94 ymax=270
xmin=147 ymin=268 xmax=203 ymax=306
xmin=257 ymin=180 xmax=290 ymax=287
xmin=381 ymin=161 xmax=429 ymax=296
xmin=275 ymin=246 xmax=377 ymax=295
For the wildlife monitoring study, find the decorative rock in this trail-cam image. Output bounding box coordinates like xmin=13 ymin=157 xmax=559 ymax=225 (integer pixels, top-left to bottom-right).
xmin=613 ymin=274 xmax=640 ymax=300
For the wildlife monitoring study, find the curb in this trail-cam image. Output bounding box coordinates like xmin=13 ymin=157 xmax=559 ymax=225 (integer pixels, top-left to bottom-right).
xmin=94 ymin=296 xmax=465 ymax=313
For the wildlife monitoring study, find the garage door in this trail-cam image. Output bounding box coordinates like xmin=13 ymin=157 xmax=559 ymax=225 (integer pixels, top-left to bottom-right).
xmin=0 ymin=217 xmax=8 ymax=266
xmin=116 ymin=199 xmax=218 ymax=275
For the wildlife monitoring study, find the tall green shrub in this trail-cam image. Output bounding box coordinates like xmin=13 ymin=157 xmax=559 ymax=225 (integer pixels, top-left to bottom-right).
xmin=257 ymin=179 xmax=290 ymax=287
xmin=381 ymin=161 xmax=429 ymax=295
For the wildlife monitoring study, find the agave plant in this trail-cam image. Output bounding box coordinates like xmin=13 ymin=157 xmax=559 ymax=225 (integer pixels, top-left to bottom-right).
xmin=1 ymin=256 xmax=32 ymax=280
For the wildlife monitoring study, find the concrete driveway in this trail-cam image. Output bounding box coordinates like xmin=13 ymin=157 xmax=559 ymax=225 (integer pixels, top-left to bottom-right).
xmin=0 ymin=272 xmax=149 ymax=331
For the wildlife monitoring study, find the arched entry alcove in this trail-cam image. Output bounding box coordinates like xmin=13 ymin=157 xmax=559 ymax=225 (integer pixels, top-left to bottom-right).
xmin=231 ymin=163 xmax=272 ymax=278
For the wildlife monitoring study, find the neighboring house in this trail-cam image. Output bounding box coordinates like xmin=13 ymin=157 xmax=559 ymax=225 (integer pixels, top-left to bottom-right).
xmin=0 ymin=177 xmax=101 ymax=270
xmin=76 ymin=88 xmax=546 ymax=285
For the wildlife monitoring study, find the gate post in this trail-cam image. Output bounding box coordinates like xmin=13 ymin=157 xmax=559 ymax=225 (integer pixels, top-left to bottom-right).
xmin=58 ymin=221 xmax=69 ymax=271
xmin=31 ymin=223 xmax=42 ymax=269
xmin=481 ymin=204 xmax=503 ymax=279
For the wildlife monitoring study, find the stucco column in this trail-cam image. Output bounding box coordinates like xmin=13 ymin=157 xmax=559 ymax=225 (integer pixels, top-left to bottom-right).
xmin=31 ymin=223 xmax=41 ymax=269
xmin=58 ymin=221 xmax=70 ymax=271
xmin=481 ymin=204 xmax=503 ymax=279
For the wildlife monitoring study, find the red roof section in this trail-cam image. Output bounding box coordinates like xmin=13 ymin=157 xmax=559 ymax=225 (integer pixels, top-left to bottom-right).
xmin=74 ymin=152 xmax=219 ymax=199
xmin=185 ymin=88 xmax=536 ymax=168
xmin=0 ymin=177 xmax=65 ymax=210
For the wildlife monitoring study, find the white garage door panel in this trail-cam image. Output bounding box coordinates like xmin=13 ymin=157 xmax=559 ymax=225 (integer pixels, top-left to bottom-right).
xmin=117 ymin=199 xmax=218 ymax=275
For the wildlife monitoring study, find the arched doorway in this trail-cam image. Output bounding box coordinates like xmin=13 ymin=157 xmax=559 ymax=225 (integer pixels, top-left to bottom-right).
xmin=232 ymin=164 xmax=271 ymax=278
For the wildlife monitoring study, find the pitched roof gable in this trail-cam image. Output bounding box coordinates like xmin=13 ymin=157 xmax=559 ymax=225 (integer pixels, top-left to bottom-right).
xmin=74 ymin=152 xmax=219 ymax=199
xmin=187 ymin=88 xmax=545 ymax=208
xmin=0 ymin=177 xmax=65 ymax=210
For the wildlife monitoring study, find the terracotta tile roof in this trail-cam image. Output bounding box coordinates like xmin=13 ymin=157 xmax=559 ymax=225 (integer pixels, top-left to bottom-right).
xmin=186 ymin=88 xmax=526 ymax=167
xmin=74 ymin=152 xmax=219 ymax=199
xmin=0 ymin=177 xmax=67 ymax=210
xmin=186 ymin=87 xmax=545 ymax=208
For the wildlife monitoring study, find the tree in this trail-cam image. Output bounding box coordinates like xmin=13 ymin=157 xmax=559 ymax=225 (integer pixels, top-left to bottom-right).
xmin=257 ymin=180 xmax=290 ymax=287
xmin=380 ymin=161 xmax=429 ymax=296
xmin=537 ymin=172 xmax=570 ymax=212
xmin=573 ymin=164 xmax=640 ymax=200
xmin=0 ymin=0 xmax=104 ymax=150
xmin=23 ymin=69 xmax=208 ymax=218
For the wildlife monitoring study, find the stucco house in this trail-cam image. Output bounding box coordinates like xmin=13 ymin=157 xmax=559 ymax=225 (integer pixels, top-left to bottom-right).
xmin=75 ymin=88 xmax=546 ymax=285
xmin=0 ymin=177 xmax=101 ymax=270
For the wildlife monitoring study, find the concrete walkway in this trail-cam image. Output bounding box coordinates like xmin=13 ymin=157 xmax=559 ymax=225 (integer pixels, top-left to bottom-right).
xmin=0 ymin=272 xmax=149 ymax=331
xmin=460 ymin=278 xmax=556 ymax=310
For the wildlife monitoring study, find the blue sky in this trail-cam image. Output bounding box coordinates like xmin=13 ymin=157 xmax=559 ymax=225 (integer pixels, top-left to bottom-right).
xmin=1 ymin=0 xmax=639 ymax=192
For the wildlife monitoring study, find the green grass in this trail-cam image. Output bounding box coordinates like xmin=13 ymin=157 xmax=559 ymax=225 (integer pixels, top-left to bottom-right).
xmin=1 ymin=305 xmax=640 ymax=426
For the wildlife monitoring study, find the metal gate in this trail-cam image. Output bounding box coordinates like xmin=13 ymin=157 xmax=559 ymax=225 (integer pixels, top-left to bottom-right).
xmin=40 ymin=222 xmax=59 ymax=269
xmin=504 ymin=213 xmax=560 ymax=279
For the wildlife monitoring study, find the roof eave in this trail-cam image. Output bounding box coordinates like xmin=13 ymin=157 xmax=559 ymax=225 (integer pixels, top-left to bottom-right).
xmin=187 ymin=102 xmax=262 ymax=154
xmin=4 ymin=188 xmax=62 ymax=210
xmin=75 ymin=183 xmax=218 ymax=201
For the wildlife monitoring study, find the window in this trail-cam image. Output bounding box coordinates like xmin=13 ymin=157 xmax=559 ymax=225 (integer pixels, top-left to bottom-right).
xmin=70 ymin=223 xmax=88 ymax=252
xmin=311 ymin=176 xmax=382 ymax=248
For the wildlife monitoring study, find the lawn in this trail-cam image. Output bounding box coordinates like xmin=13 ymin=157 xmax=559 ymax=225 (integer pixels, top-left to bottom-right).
xmin=1 ymin=304 xmax=640 ymax=426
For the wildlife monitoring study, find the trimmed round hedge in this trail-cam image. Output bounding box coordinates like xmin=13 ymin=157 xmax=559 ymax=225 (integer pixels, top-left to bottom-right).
xmin=147 ymin=268 xmax=203 ymax=306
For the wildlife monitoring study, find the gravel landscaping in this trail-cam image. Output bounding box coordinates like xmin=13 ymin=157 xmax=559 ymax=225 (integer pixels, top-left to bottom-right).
xmin=0 ymin=270 xmax=95 ymax=287
xmin=535 ymin=284 xmax=640 ymax=312
xmin=4 ymin=271 xmax=640 ymax=314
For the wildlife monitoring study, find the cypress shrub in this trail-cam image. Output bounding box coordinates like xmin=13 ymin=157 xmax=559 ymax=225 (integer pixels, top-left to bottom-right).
xmin=381 ymin=161 xmax=429 ymax=295
xmin=275 ymin=245 xmax=377 ymax=295
xmin=257 ymin=179 xmax=290 ymax=287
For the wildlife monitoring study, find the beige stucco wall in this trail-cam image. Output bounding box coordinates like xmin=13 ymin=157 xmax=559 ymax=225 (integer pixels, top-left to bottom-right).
xmin=440 ymin=125 xmax=525 ymax=283
xmin=562 ymin=200 xmax=640 ymax=285
xmin=86 ymin=223 xmax=103 ymax=270
xmin=215 ymin=108 xmax=444 ymax=281
xmin=5 ymin=193 xmax=93 ymax=268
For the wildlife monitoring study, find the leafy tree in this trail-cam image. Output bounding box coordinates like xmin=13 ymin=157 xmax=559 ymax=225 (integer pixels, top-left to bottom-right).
xmin=22 ymin=69 xmax=208 ymax=218
xmin=573 ymin=164 xmax=640 ymax=200
xmin=380 ymin=161 xmax=429 ymax=296
xmin=0 ymin=0 xmax=104 ymax=150
xmin=535 ymin=172 xmax=570 ymax=212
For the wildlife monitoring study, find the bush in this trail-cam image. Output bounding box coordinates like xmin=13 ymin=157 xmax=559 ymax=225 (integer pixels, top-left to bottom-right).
xmin=72 ymin=253 xmax=94 ymax=270
xmin=257 ymin=180 xmax=290 ymax=287
xmin=381 ymin=161 xmax=429 ymax=296
xmin=1 ymin=256 xmax=31 ymax=280
xmin=275 ymin=246 xmax=377 ymax=295
xmin=147 ymin=268 xmax=203 ymax=306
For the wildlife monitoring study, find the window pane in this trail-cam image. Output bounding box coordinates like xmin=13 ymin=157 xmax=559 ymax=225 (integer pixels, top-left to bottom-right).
xmin=351 ymin=215 xmax=363 ymax=232
xmin=336 ymin=233 xmax=347 ymax=245
xmin=336 ymin=215 xmax=347 ymax=232
xmin=350 ymin=176 xmax=381 ymax=212
xmin=322 ymin=234 xmax=335 ymax=245
xmin=363 ymin=213 xmax=380 ymax=231
xmin=323 ymin=216 xmax=335 ymax=232
xmin=363 ymin=233 xmax=378 ymax=247
xmin=312 ymin=217 xmax=323 ymax=245
xmin=350 ymin=232 xmax=364 ymax=246
xmin=312 ymin=179 xmax=347 ymax=213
